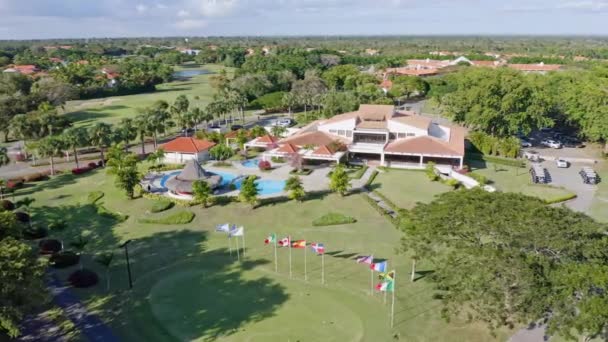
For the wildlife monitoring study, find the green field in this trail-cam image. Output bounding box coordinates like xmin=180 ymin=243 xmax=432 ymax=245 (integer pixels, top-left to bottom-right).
xmin=372 ymin=170 xmax=451 ymax=209
xmin=15 ymin=169 xmax=510 ymax=342
xmin=589 ymin=162 xmax=608 ymax=222
xmin=61 ymin=64 xmax=233 ymax=128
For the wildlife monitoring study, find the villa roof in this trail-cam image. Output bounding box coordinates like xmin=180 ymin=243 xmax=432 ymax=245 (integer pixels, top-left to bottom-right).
xmin=311 ymin=145 xmax=334 ymax=156
xmin=390 ymin=113 xmax=432 ymax=130
xmin=280 ymin=131 xmax=345 ymax=147
xmin=508 ymin=63 xmax=562 ymax=72
xmin=385 ymin=136 xmax=463 ymax=157
xmin=276 ymin=143 xmax=299 ymax=154
xmin=356 ymin=121 xmax=387 ymax=130
xmin=322 ymin=104 xmax=394 ymax=125
xmin=385 ymin=67 xmax=440 ymax=76
xmin=471 ymin=60 xmax=503 ymax=68
xmin=256 ymin=135 xmax=278 ymax=144
xmin=161 ymin=137 xmax=216 ymax=153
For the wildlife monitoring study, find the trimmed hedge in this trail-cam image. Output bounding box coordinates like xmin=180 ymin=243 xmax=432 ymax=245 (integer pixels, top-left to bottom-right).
xmin=68 ymin=269 xmax=99 ymax=288
xmin=96 ymin=205 xmax=128 ymax=222
xmin=466 ymin=153 xmax=526 ymax=168
xmin=290 ymin=168 xmax=313 ymax=176
xmin=361 ymin=194 xmax=400 ymax=227
xmin=148 ymin=163 xmax=185 ymax=172
xmin=150 ymin=200 xmax=174 ymax=213
xmin=87 ymin=191 xmax=104 ymax=204
xmin=139 ymin=211 xmax=195 ymax=225
xmin=39 ymin=239 xmax=63 ymax=254
xmin=312 ymin=213 xmax=357 ymax=226
xmin=545 ymin=193 xmax=578 ymax=204
xmin=50 ymin=251 xmax=80 ymax=268
xmin=143 ymin=192 xmax=199 ymax=207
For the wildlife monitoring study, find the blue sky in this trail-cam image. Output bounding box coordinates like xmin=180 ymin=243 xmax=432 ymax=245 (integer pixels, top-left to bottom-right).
xmin=0 ymin=0 xmax=607 ymax=39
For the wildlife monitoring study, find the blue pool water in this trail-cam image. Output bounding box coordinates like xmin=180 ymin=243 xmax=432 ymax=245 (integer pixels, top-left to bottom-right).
xmin=172 ymin=69 xmax=211 ymax=78
xmin=241 ymin=159 xmax=260 ymax=168
xmin=159 ymin=170 xmax=285 ymax=196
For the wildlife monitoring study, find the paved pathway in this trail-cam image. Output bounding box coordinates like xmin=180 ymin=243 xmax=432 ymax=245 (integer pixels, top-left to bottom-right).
xmin=47 ymin=274 xmax=119 ymax=342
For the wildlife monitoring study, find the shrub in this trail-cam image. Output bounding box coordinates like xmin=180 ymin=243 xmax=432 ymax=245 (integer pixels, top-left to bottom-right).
xmin=258 ymin=160 xmax=272 ymax=171
xmin=425 ymin=162 xmax=439 ymax=181
xmin=312 ymin=213 xmax=357 ymax=226
xmin=445 ymin=178 xmax=461 ymax=189
xmin=150 ymin=200 xmax=174 ymax=213
xmin=544 ymin=193 xmax=578 ymax=204
xmin=139 ymin=210 xmax=195 ymax=225
xmin=38 ymin=239 xmax=63 ymax=254
xmin=23 ymin=172 xmax=48 ymax=182
xmin=72 ymin=166 xmax=94 ymax=175
xmin=88 ymin=162 xmax=98 ymax=169
xmin=96 ymin=205 xmax=128 ymax=222
xmin=97 ymin=160 xmax=104 ymax=167
xmin=148 ymin=163 xmax=184 ymax=172
xmin=24 ymin=226 xmax=48 ymax=240
xmin=468 ymin=172 xmax=488 ymax=185
xmin=228 ymin=183 xmax=237 ymax=191
xmin=0 ymin=200 xmax=15 ymax=211
xmin=142 ymin=192 xmax=198 ymax=207
xmin=87 ymin=191 xmax=104 ymax=204
xmin=14 ymin=211 xmax=30 ymax=223
xmin=213 ymin=161 xmax=233 ymax=168
xmin=50 ymin=251 xmax=80 ymax=268
xmin=68 ymin=269 xmax=99 ymax=288
xmin=6 ymin=179 xmax=23 ymax=189
xmin=48 ymin=219 xmax=68 ymax=231
xmin=271 ymin=156 xmax=285 ymax=163
xmin=290 ymin=168 xmax=313 ymax=176
xmin=466 ymin=153 xmax=526 ymax=168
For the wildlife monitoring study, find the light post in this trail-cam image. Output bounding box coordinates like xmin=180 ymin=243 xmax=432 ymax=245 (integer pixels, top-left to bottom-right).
xmin=120 ymin=239 xmax=133 ymax=290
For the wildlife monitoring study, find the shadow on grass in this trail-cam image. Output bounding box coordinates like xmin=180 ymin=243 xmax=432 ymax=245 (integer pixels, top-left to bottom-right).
xmin=13 ymin=171 xmax=101 ymax=198
xmin=414 ymin=270 xmax=435 ymax=282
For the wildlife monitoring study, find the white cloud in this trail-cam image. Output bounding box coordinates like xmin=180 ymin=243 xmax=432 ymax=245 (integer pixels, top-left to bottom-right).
xmin=177 ymin=9 xmax=190 ymax=17
xmin=198 ymin=0 xmax=239 ymax=17
xmin=557 ymin=0 xmax=608 ymax=10
xmin=136 ymin=4 xmax=148 ymax=13
xmin=156 ymin=3 xmax=168 ymax=9
xmin=174 ymin=18 xmax=207 ymax=29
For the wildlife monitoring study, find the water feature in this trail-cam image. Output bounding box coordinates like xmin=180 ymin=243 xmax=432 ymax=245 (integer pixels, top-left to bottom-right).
xmin=172 ymin=69 xmax=211 ymax=78
xmin=158 ymin=170 xmax=285 ymax=196
xmin=241 ymin=159 xmax=260 ymax=168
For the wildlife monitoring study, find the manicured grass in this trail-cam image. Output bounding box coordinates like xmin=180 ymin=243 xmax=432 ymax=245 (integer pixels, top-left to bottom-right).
xmin=589 ymin=162 xmax=608 ymax=222
xmin=62 ymin=64 xmax=238 ymax=128
xmin=312 ymin=212 xmax=357 ymax=226
xmin=469 ymin=160 xmax=576 ymax=201
xmin=139 ymin=210 xmax=195 ymax=225
xmin=372 ymin=169 xmax=451 ymax=209
xmin=15 ymin=170 xmax=511 ymax=342
xmin=149 ymin=199 xmax=174 ymax=213
xmin=87 ymin=191 xmax=104 ymax=204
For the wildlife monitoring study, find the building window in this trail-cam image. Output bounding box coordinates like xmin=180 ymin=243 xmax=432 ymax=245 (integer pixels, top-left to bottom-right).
xmin=329 ymin=129 xmax=337 ymax=134
xmin=407 ymin=133 xmax=416 ymax=137
xmin=389 ymin=133 xmax=396 ymax=140
xmin=338 ymin=130 xmax=345 ymax=136
xmin=397 ymin=133 xmax=407 ymax=138
xmin=346 ymin=130 xmax=353 ymax=137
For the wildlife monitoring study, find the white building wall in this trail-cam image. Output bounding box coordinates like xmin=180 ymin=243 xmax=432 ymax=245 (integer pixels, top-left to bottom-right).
xmin=318 ymin=118 xmax=357 ymax=141
xmin=387 ymin=120 xmax=428 ymax=137
xmin=163 ymin=152 xmax=205 ymax=164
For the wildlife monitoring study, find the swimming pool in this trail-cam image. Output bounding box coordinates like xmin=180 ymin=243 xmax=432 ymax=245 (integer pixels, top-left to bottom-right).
xmin=159 ymin=170 xmax=285 ymax=196
xmin=241 ymin=159 xmax=260 ymax=168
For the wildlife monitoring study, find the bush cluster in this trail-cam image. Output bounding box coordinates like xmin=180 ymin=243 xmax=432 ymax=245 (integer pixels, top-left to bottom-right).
xmin=14 ymin=211 xmax=30 ymax=223
xmin=50 ymin=251 xmax=80 ymax=268
xmin=23 ymin=226 xmax=48 ymax=240
xmin=468 ymin=172 xmax=488 ymax=185
xmin=68 ymin=269 xmax=99 ymax=288
xmin=468 ymin=131 xmax=521 ymax=158
xmin=0 ymin=200 xmax=15 ymax=211
xmin=139 ymin=210 xmax=195 ymax=225
xmin=312 ymin=213 xmax=357 ymax=226
xmin=38 ymin=239 xmax=63 ymax=254
xmin=258 ymin=160 xmax=272 ymax=171
xmin=150 ymin=200 xmax=174 ymax=213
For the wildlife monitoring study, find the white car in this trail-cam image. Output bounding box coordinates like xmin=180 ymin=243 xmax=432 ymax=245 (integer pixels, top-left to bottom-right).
xmin=275 ymin=118 xmax=293 ymax=127
xmin=556 ymin=158 xmax=569 ymax=168
xmin=541 ymin=139 xmax=562 ymax=149
xmin=520 ymin=139 xmax=532 ymax=148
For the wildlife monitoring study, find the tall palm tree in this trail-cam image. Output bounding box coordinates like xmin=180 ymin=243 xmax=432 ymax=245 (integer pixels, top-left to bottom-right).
xmin=95 ymin=252 xmax=114 ymax=292
xmin=118 ymin=118 xmax=138 ymax=149
xmin=10 ymin=114 xmax=35 ymax=159
xmin=0 ymin=147 xmax=10 ymax=167
xmin=63 ymin=127 xmax=88 ymax=169
xmin=38 ymin=135 xmax=65 ymax=176
xmin=88 ymin=122 xmax=113 ymax=167
xmin=133 ymin=113 xmax=149 ymax=155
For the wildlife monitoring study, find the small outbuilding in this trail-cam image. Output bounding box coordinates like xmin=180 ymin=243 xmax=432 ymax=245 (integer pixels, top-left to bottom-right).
xmin=165 ymin=159 xmax=222 ymax=195
xmin=160 ymin=137 xmax=216 ymax=164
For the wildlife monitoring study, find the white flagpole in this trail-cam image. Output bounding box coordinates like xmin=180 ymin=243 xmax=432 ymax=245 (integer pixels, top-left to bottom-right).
xmin=384 ymin=262 xmax=388 ymax=304
xmin=321 ymin=252 xmax=325 ymax=285
xmin=235 ymin=234 xmax=240 ymax=261
xmin=274 ymin=237 xmax=278 ymax=273
xmin=241 ymin=228 xmax=245 ymax=258
xmin=288 ymin=237 xmax=292 ymax=278
xmin=304 ymin=242 xmax=308 ymax=281
xmin=391 ymin=271 xmax=397 ymax=328
xmin=228 ymin=236 xmax=232 ymax=257
xmin=370 ymin=268 xmax=374 ymax=295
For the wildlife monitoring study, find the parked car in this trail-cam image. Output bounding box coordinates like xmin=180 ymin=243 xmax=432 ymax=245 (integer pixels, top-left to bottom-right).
xmin=579 ymin=167 xmax=600 ymax=185
xmin=530 ymin=164 xmax=548 ymax=184
xmin=207 ymin=125 xmax=223 ymax=134
xmin=230 ymin=124 xmax=243 ymax=131
xmin=275 ymin=118 xmax=294 ymax=127
xmin=520 ymin=138 xmax=532 ymax=148
xmin=541 ymin=139 xmax=562 ymax=149
xmin=556 ymin=158 xmax=569 ymax=168
xmin=562 ymin=137 xmax=585 ymax=148
xmin=523 ymin=150 xmax=541 ymax=162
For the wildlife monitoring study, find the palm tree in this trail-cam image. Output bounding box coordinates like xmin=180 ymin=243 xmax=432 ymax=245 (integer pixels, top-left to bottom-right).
xmin=88 ymin=122 xmax=113 ymax=167
xmin=118 ymin=118 xmax=138 ymax=149
xmin=63 ymin=127 xmax=88 ymax=169
xmin=133 ymin=113 xmax=149 ymax=155
xmin=147 ymin=148 xmax=165 ymax=167
xmin=95 ymin=252 xmax=114 ymax=291
xmin=37 ymin=135 xmax=65 ymax=176
xmin=10 ymin=114 xmax=35 ymax=159
xmin=70 ymin=235 xmax=89 ymax=270
xmin=0 ymin=147 xmax=9 ymax=167
xmin=271 ymin=125 xmax=287 ymax=137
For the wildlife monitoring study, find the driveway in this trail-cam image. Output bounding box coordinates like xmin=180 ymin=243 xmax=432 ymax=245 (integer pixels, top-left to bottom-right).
xmin=539 ymin=160 xmax=598 ymax=213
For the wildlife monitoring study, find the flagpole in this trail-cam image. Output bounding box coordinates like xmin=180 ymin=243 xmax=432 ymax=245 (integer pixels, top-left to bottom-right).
xmin=391 ymin=271 xmax=396 ymax=328
xmin=273 ymin=236 xmax=278 ymax=273
xmin=235 ymin=234 xmax=240 ymax=261
xmin=304 ymin=242 xmax=307 ymax=281
xmin=321 ymin=252 xmax=325 ymax=285
xmin=370 ymin=268 xmax=373 ymax=295
xmin=241 ymin=228 xmax=245 ymax=258
xmin=288 ymin=237 xmax=292 ymax=279
xmin=228 ymin=236 xmax=232 ymax=257
xmin=384 ymin=262 xmax=388 ymax=304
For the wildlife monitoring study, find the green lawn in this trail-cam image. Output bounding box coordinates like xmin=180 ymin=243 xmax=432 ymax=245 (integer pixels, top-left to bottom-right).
xmin=468 ymin=160 xmax=575 ymax=201
xmin=61 ymin=64 xmax=236 ymax=128
xmin=372 ymin=169 xmax=452 ymax=209
xmin=589 ymin=162 xmax=608 ymax=222
xmin=13 ymin=169 xmax=510 ymax=342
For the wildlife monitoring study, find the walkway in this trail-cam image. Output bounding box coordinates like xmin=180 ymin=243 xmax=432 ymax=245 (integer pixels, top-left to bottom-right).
xmin=47 ymin=274 xmax=119 ymax=342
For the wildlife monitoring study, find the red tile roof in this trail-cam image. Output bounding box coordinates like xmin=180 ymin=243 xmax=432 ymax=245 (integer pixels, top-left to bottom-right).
xmin=276 ymin=143 xmax=299 ymax=154
xmin=385 ymin=135 xmax=464 ymax=157
xmin=380 ymin=79 xmax=393 ymax=90
xmin=256 ymin=135 xmax=278 ymax=144
xmin=280 ymin=131 xmax=346 ymax=147
xmin=508 ymin=63 xmax=562 ymax=72
xmin=385 ymin=68 xmax=439 ymax=77
xmin=161 ymin=137 xmax=216 ymax=153
xmin=5 ymin=65 xmax=38 ymax=75
xmin=312 ymin=145 xmax=334 ymax=156
xmin=471 ymin=60 xmax=504 ymax=68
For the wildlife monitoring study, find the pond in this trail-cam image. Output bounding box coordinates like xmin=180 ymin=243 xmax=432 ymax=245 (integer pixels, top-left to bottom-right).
xmin=172 ymin=69 xmax=211 ymax=78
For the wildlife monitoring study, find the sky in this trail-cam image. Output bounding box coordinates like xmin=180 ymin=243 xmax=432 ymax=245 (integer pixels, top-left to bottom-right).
xmin=0 ymin=0 xmax=607 ymax=39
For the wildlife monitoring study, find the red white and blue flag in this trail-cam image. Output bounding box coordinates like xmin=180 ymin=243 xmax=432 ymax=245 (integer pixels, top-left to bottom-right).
xmin=356 ymin=255 xmax=374 ymax=264
xmin=311 ymin=243 xmax=325 ymax=254
xmin=370 ymin=261 xmax=387 ymax=272
xmin=278 ymin=237 xmax=291 ymax=247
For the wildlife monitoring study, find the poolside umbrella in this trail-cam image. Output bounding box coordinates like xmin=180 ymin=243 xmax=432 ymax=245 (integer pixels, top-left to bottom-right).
xmin=165 ymin=159 xmax=221 ymax=194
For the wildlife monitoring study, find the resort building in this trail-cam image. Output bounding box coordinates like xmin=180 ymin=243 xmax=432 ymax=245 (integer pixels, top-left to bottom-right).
xmin=262 ymin=105 xmax=465 ymax=169
xmin=161 ymin=137 xmax=216 ymax=164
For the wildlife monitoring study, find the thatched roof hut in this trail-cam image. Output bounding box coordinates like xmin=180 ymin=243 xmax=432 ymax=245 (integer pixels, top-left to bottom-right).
xmin=165 ymin=160 xmax=222 ymax=194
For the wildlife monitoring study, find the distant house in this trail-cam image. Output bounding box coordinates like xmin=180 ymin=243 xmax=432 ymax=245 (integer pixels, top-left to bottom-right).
xmin=160 ymin=137 xmax=216 ymax=164
xmin=380 ymin=79 xmax=393 ymax=94
xmin=177 ymin=48 xmax=201 ymax=56
xmin=507 ymin=62 xmax=562 ymax=74
xmin=3 ymin=65 xmax=39 ymax=75
xmin=101 ymin=68 xmax=120 ymax=87
xmin=244 ymin=134 xmax=278 ymax=150
xmin=365 ymin=48 xmax=380 ymax=56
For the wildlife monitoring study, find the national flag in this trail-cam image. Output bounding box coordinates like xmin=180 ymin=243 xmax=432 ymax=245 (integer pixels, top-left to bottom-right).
xmin=215 ymin=223 xmax=230 ymax=233
xmin=356 ymin=255 xmax=374 ymax=264
xmin=278 ymin=237 xmax=291 ymax=247
xmin=264 ymin=234 xmax=277 ymax=244
xmin=370 ymin=261 xmax=387 ymax=272
xmin=378 ymin=271 xmax=395 ymax=281
xmin=291 ymin=240 xmax=307 ymax=249
xmin=229 ymin=226 xmax=244 ymax=237
xmin=375 ymin=280 xmax=394 ymax=292
xmin=310 ymin=243 xmax=325 ymax=254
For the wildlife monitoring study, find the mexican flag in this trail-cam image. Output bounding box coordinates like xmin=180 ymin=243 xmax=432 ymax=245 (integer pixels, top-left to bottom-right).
xmin=264 ymin=234 xmax=277 ymax=244
xmin=375 ymin=279 xmax=394 ymax=292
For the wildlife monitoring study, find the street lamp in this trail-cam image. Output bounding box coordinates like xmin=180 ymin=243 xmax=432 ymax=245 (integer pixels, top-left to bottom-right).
xmin=120 ymin=239 xmax=133 ymax=289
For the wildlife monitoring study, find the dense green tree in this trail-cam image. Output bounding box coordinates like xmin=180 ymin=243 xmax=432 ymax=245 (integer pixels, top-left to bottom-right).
xmin=209 ymin=144 xmax=234 ymax=161
xmin=322 ymin=91 xmax=359 ymax=117
xmin=37 ymin=135 xmax=65 ymax=175
xmin=230 ymin=74 xmax=272 ymax=100
xmin=192 ymin=179 xmax=212 ymax=208
xmin=106 ymin=144 xmax=140 ymax=199
xmin=322 ymin=65 xmax=360 ymax=90
xmin=117 ymin=118 xmax=138 ymax=148
xmin=284 ymin=175 xmax=306 ymax=201
xmin=239 ymin=176 xmax=259 ymax=208
xmin=400 ymin=189 xmax=608 ymax=339
xmin=88 ymin=122 xmax=113 ymax=167
xmin=329 ymin=164 xmax=350 ymax=196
